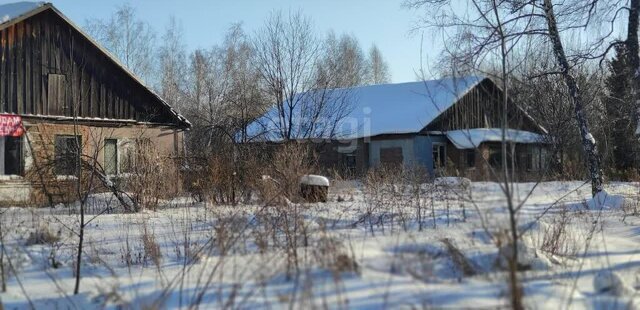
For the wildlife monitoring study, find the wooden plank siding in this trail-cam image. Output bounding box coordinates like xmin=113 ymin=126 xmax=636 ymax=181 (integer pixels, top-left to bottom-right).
xmin=0 ymin=10 xmax=179 ymax=126
xmin=424 ymin=79 xmax=543 ymax=134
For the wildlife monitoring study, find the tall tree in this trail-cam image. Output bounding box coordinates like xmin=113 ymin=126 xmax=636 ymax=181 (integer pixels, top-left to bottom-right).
xmin=604 ymin=45 xmax=636 ymax=170
xmin=541 ymin=0 xmax=603 ymax=195
xmin=158 ymin=17 xmax=188 ymax=112
xmin=253 ymin=11 xmax=353 ymax=141
xmin=317 ymin=32 xmax=369 ymax=88
xmin=626 ymin=0 xmax=640 ymax=139
xmin=85 ymin=4 xmax=156 ymax=82
xmin=366 ymin=44 xmax=391 ymax=84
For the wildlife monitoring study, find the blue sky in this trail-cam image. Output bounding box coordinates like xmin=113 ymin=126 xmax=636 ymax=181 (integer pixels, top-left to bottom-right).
xmin=35 ymin=0 xmax=442 ymax=83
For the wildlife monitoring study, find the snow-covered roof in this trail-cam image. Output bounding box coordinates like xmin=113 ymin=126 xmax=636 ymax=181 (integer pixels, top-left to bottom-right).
xmin=446 ymin=128 xmax=546 ymax=149
xmin=250 ymin=76 xmax=484 ymax=140
xmin=0 ymin=2 xmax=43 ymax=24
xmin=0 ymin=2 xmax=190 ymax=129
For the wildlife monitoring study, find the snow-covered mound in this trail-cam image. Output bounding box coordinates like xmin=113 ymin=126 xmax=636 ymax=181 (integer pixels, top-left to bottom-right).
xmin=300 ymin=175 xmax=330 ymax=187
xmin=498 ymin=241 xmax=552 ymax=271
xmin=585 ymin=190 xmax=626 ymax=210
xmin=594 ymin=270 xmax=633 ymax=296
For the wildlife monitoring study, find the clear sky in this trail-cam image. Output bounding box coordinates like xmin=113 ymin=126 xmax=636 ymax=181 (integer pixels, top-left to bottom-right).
xmin=26 ymin=0 xmax=441 ymax=83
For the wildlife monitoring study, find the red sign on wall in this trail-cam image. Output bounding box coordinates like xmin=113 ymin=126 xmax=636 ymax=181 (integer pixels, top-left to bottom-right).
xmin=0 ymin=114 xmax=24 ymax=137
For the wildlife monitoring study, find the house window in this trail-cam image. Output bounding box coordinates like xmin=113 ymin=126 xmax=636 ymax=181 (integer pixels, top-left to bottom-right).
xmin=466 ymin=149 xmax=476 ymax=168
xmin=342 ymin=153 xmax=356 ymax=175
xmin=104 ymin=139 xmax=118 ymax=175
xmin=0 ymin=137 xmax=24 ymax=176
xmin=55 ymin=135 xmax=81 ymax=176
xmin=489 ymin=147 xmax=502 ymax=169
xmin=526 ymin=145 xmax=541 ymax=171
xmin=432 ymin=143 xmax=446 ymax=169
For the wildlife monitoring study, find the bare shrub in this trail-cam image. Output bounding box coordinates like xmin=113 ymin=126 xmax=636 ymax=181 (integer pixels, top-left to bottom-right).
xmin=266 ymin=142 xmax=318 ymax=203
xmin=541 ymin=208 xmax=578 ymax=257
xmin=313 ymin=232 xmax=358 ymax=274
xmin=441 ymin=238 xmax=476 ymax=276
xmin=141 ymin=223 xmax=162 ymax=267
xmin=25 ymin=222 xmax=60 ymax=246
xmin=124 ymin=139 xmax=181 ymax=211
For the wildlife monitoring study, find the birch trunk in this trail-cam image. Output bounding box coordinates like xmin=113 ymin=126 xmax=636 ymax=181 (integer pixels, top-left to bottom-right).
xmin=542 ymin=0 xmax=604 ymax=196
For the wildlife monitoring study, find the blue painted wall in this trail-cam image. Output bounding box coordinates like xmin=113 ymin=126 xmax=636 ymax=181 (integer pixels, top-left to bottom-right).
xmin=368 ymin=134 xmax=447 ymax=176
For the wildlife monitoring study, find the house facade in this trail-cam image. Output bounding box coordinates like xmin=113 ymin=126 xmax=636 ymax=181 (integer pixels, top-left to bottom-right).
xmin=252 ymin=76 xmax=548 ymax=181
xmin=0 ymin=3 xmax=190 ymax=204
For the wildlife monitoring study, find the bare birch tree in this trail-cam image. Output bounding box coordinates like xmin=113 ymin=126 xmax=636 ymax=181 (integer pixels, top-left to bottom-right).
xmin=366 ymin=44 xmax=391 ymax=84
xmin=158 ymin=16 xmax=188 ymax=112
xmin=541 ymin=0 xmax=604 ymax=195
xmin=253 ymin=11 xmax=354 ymax=141
xmin=85 ymin=4 xmax=156 ymax=82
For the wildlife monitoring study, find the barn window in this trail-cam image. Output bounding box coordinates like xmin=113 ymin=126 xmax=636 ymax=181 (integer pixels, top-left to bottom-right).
xmin=55 ymin=135 xmax=81 ymax=176
xmin=432 ymin=143 xmax=446 ymax=169
xmin=48 ymin=74 xmax=67 ymax=115
xmin=466 ymin=149 xmax=476 ymax=168
xmin=0 ymin=137 xmax=24 ymax=176
xmin=104 ymin=139 xmax=118 ymax=175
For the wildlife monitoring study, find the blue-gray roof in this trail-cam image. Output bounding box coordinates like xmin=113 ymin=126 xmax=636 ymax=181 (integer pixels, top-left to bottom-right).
xmin=249 ymin=76 xmax=485 ymax=140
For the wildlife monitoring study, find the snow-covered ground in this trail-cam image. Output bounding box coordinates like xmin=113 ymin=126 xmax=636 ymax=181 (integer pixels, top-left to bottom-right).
xmin=1 ymin=181 xmax=640 ymax=309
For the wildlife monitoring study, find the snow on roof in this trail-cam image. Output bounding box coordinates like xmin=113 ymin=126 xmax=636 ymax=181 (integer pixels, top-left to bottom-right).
xmin=446 ymin=128 xmax=546 ymax=149
xmin=0 ymin=2 xmax=44 ymax=24
xmin=251 ymin=76 xmax=484 ymax=141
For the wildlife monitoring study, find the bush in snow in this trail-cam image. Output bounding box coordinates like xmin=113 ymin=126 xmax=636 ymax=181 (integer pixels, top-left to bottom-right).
xmin=141 ymin=223 xmax=162 ymax=268
xmin=313 ymin=233 xmax=358 ymax=275
xmin=25 ymin=222 xmax=60 ymax=246
xmin=540 ymin=207 xmax=579 ymax=257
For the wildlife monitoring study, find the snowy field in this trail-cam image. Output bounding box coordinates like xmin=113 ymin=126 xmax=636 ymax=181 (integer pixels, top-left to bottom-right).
xmin=1 ymin=181 xmax=640 ymax=309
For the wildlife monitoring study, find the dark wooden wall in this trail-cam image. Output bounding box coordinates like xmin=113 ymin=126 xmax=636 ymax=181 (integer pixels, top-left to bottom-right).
xmin=424 ymin=79 xmax=543 ymax=133
xmin=0 ymin=9 xmax=178 ymax=125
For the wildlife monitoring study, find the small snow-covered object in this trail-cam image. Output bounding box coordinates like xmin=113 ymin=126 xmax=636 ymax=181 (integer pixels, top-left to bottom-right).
xmin=594 ymin=270 xmax=632 ymax=296
xmin=586 ymin=190 xmax=626 ymax=210
xmin=499 ymin=242 xmax=551 ymax=271
xmin=300 ymin=175 xmax=330 ymax=203
xmin=300 ymin=175 xmax=330 ymax=187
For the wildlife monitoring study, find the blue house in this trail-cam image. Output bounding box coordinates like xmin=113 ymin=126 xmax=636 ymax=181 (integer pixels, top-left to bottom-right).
xmin=249 ymin=76 xmax=549 ymax=180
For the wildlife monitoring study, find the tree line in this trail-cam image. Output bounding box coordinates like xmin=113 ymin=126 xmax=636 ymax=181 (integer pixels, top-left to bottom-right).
xmin=85 ymin=6 xmax=391 ymax=155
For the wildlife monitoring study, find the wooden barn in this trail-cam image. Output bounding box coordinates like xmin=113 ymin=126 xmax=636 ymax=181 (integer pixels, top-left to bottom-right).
xmin=249 ymin=76 xmax=549 ymax=181
xmin=0 ymin=2 xmax=190 ymax=204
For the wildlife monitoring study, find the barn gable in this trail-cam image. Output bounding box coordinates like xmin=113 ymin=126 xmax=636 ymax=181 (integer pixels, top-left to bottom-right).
xmin=0 ymin=2 xmax=190 ymax=128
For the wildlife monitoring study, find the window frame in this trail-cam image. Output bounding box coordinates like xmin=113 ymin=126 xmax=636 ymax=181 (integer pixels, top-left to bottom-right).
xmin=104 ymin=138 xmax=119 ymax=176
xmin=432 ymin=143 xmax=446 ymax=169
xmin=54 ymin=135 xmax=82 ymax=177
xmin=1 ymin=136 xmax=25 ymax=177
xmin=465 ymin=149 xmax=476 ymax=169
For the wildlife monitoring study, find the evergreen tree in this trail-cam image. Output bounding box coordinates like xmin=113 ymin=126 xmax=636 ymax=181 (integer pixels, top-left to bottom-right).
xmin=604 ymin=44 xmax=636 ymax=171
